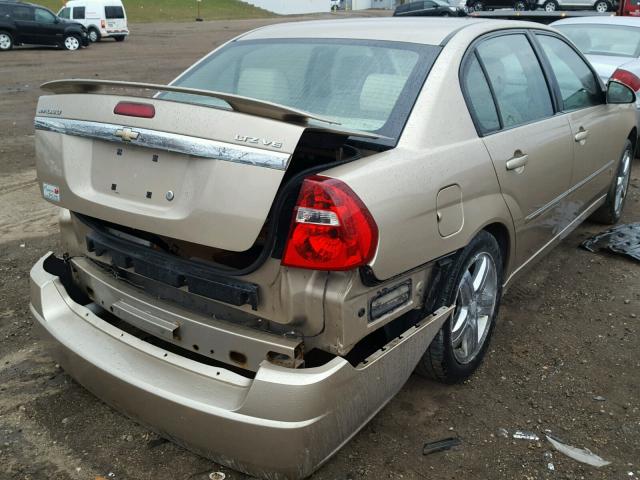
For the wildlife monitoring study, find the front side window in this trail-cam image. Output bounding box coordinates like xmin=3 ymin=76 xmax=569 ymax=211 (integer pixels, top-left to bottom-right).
xmin=554 ymin=24 xmax=640 ymax=58
xmin=476 ymin=34 xmax=554 ymax=129
xmin=35 ymin=8 xmax=56 ymax=23
xmin=162 ymin=39 xmax=440 ymax=143
xmin=462 ymin=54 xmax=500 ymax=134
xmin=72 ymin=7 xmax=85 ymax=19
xmin=105 ymin=6 xmax=125 ymax=19
xmin=537 ymin=34 xmax=603 ymax=111
xmin=58 ymin=7 xmax=70 ymax=19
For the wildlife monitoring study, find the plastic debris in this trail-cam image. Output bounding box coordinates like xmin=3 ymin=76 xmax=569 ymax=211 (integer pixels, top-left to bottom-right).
xmin=209 ymin=473 xmax=226 ymax=480
xmin=422 ymin=437 xmax=462 ymax=455
xmin=513 ymin=430 xmax=540 ymax=441
xmin=545 ymin=434 xmax=610 ymax=467
xmin=593 ymin=395 xmax=606 ymax=402
xmin=497 ymin=428 xmax=509 ymax=438
xmin=581 ymin=223 xmax=640 ymax=262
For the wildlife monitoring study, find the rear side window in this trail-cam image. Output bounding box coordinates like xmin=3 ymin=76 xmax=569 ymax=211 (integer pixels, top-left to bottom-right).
xmin=462 ymin=54 xmax=500 ymax=134
xmin=536 ymin=34 xmax=603 ymax=111
xmin=105 ymin=6 xmax=124 ymax=19
xmin=35 ymin=8 xmax=56 ymax=23
xmin=11 ymin=6 xmax=34 ymax=21
xmin=58 ymin=7 xmax=70 ymax=19
xmin=476 ymin=34 xmax=554 ymax=129
xmin=72 ymin=6 xmax=85 ymax=19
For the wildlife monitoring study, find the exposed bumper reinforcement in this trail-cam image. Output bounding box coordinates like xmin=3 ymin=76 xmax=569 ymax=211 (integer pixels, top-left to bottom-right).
xmin=30 ymin=252 xmax=452 ymax=480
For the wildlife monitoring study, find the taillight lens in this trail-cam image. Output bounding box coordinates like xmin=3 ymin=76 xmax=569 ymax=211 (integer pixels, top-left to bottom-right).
xmin=611 ymin=68 xmax=640 ymax=92
xmin=114 ymin=101 xmax=155 ymax=118
xmin=101 ymin=19 xmax=106 ymax=28
xmin=282 ymin=175 xmax=378 ymax=271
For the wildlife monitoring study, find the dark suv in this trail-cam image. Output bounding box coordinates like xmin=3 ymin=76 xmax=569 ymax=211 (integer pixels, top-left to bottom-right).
xmin=0 ymin=1 xmax=88 ymax=51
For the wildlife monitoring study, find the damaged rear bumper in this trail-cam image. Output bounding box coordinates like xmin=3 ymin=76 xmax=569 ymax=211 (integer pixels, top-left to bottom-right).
xmin=29 ymin=253 xmax=451 ymax=480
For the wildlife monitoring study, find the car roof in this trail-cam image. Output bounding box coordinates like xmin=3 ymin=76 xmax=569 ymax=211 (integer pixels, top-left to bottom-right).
xmin=551 ymin=16 xmax=640 ymax=27
xmin=239 ymin=17 xmax=552 ymax=45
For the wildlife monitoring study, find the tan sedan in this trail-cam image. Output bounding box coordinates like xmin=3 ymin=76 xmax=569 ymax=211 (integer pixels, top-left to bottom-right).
xmin=30 ymin=18 xmax=635 ymax=479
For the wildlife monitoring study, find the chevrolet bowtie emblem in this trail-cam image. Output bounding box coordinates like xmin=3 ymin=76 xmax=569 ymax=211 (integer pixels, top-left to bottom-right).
xmin=115 ymin=127 xmax=140 ymax=142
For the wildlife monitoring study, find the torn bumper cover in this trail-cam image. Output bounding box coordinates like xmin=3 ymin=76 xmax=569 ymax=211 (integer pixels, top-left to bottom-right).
xmin=30 ymin=252 xmax=452 ymax=480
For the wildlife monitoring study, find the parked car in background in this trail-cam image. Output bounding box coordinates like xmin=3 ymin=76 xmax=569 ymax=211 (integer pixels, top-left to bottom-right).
xmin=538 ymin=0 xmax=612 ymax=11
xmin=552 ymin=16 xmax=640 ymax=138
xmin=0 ymin=1 xmax=88 ymax=51
xmin=58 ymin=0 xmax=127 ymax=42
xmin=31 ymin=17 xmax=635 ymax=479
xmin=618 ymin=0 xmax=640 ymax=15
xmin=394 ymin=0 xmax=466 ymax=16
xmin=465 ymin=0 xmax=533 ymax=12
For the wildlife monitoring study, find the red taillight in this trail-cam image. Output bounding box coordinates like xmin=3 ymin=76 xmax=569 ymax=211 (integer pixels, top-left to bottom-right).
xmin=113 ymin=102 xmax=155 ymax=118
xmin=282 ymin=175 xmax=378 ymax=271
xmin=101 ymin=19 xmax=105 ymax=28
xmin=611 ymin=68 xmax=640 ymax=92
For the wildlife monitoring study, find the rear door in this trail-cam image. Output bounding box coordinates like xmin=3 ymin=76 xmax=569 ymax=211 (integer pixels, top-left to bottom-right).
xmin=466 ymin=32 xmax=574 ymax=265
xmin=534 ymin=33 xmax=616 ymax=209
xmin=104 ymin=5 xmax=126 ymax=32
xmin=10 ymin=5 xmax=37 ymax=44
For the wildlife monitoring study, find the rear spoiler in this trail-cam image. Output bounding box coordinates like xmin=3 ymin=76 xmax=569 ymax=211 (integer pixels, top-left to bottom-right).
xmin=40 ymin=79 xmax=386 ymax=140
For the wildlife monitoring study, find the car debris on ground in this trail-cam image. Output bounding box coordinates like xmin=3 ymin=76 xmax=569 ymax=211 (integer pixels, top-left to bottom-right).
xmin=581 ymin=223 xmax=640 ymax=262
xmin=545 ymin=434 xmax=611 ymax=468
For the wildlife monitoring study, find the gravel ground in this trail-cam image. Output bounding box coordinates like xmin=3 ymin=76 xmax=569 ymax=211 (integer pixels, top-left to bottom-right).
xmin=1 ymin=15 xmax=639 ymax=480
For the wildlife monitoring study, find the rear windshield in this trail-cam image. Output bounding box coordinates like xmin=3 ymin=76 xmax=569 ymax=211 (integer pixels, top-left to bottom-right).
xmin=556 ymin=24 xmax=640 ymax=58
xmin=105 ymin=6 xmax=124 ymax=18
xmin=162 ymin=39 xmax=440 ymax=144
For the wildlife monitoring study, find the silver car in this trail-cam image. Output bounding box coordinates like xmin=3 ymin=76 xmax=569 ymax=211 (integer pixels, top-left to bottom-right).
xmin=552 ymin=17 xmax=640 ymax=136
xmin=539 ymin=0 xmax=612 ymax=11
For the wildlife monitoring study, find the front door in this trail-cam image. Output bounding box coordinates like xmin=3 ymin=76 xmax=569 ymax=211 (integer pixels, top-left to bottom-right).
xmin=33 ymin=8 xmax=63 ymax=46
xmin=471 ymin=33 xmax=575 ymax=265
xmin=535 ymin=33 xmax=618 ymax=211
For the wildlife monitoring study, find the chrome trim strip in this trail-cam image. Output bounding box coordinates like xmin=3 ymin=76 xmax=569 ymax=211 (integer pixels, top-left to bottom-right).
xmin=505 ymin=193 xmax=607 ymax=287
xmin=525 ymin=160 xmax=614 ymax=222
xmin=34 ymin=116 xmax=291 ymax=170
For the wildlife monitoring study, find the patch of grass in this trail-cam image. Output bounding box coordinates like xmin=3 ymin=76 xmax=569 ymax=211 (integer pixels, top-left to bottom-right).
xmin=37 ymin=0 xmax=274 ymax=23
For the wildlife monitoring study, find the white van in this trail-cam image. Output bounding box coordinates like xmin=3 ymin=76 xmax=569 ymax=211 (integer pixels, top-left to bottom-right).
xmin=58 ymin=0 xmax=128 ymax=43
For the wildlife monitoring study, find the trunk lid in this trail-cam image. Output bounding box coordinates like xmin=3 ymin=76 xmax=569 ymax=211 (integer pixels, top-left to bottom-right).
xmin=35 ymin=92 xmax=307 ymax=252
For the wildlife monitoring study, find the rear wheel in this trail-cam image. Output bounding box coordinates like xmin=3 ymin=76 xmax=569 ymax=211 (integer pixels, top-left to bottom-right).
xmin=594 ymin=0 xmax=609 ymax=11
xmin=113 ymin=35 xmax=126 ymax=42
xmin=469 ymin=1 xmax=484 ymax=11
xmin=87 ymin=27 xmax=100 ymax=43
xmin=63 ymin=34 xmax=81 ymax=51
xmin=544 ymin=0 xmax=558 ymax=10
xmin=590 ymin=139 xmax=633 ymax=224
xmin=416 ymin=231 xmax=503 ymax=383
xmin=0 ymin=31 xmax=13 ymax=51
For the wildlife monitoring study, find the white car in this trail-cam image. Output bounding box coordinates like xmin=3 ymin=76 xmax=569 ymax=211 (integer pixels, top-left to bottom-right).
xmin=57 ymin=0 xmax=128 ymax=43
xmin=538 ymin=0 xmax=611 ymax=12
xmin=552 ymin=17 xmax=640 ymax=136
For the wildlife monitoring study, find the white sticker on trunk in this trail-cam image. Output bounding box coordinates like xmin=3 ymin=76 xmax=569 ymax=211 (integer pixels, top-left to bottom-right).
xmin=43 ymin=183 xmax=60 ymax=202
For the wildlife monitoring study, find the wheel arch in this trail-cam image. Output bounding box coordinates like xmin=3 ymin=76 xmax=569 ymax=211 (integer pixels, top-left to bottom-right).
xmin=627 ymin=127 xmax=637 ymax=155
xmin=481 ymin=222 xmax=511 ymax=275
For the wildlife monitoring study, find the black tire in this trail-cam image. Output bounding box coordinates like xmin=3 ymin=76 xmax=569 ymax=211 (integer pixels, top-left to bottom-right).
xmin=514 ymin=0 xmax=528 ymax=10
xmin=0 ymin=30 xmax=13 ymax=51
xmin=590 ymin=139 xmax=633 ymax=224
xmin=113 ymin=35 xmax=126 ymax=42
xmin=416 ymin=231 xmax=503 ymax=383
xmin=469 ymin=1 xmax=484 ymax=11
xmin=543 ymin=0 xmax=558 ymax=10
xmin=87 ymin=27 xmax=101 ymax=43
xmin=594 ymin=0 xmax=609 ymax=11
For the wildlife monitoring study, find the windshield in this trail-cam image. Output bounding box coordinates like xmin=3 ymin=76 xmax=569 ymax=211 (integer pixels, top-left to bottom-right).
xmin=162 ymin=39 xmax=440 ymax=143
xmin=556 ymin=24 xmax=640 ymax=58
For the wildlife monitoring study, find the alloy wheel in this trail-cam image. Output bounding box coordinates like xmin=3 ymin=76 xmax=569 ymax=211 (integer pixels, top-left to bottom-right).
xmin=0 ymin=33 xmax=11 ymax=50
xmin=450 ymin=252 xmax=498 ymax=364
xmin=614 ymin=149 xmax=631 ymax=216
xmin=64 ymin=36 xmax=80 ymax=51
xmin=88 ymin=30 xmax=98 ymax=42
xmin=545 ymin=2 xmax=556 ymax=11
xmin=595 ymin=1 xmax=608 ymax=11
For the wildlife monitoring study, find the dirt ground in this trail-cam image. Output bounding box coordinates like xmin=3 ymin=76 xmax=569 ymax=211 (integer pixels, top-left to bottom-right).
xmin=1 ymin=14 xmax=639 ymax=480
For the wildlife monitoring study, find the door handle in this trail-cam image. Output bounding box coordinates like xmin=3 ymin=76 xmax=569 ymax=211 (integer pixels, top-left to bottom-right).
xmin=506 ymin=153 xmax=529 ymax=171
xmin=574 ymin=129 xmax=589 ymax=142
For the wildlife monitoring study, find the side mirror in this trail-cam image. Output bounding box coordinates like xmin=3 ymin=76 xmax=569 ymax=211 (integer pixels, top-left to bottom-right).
xmin=607 ymin=80 xmax=636 ymax=104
